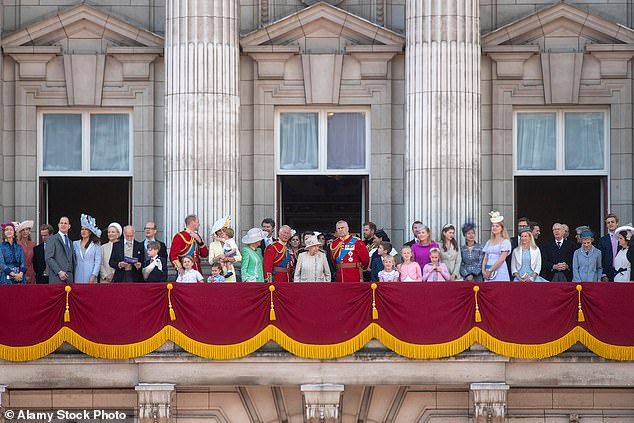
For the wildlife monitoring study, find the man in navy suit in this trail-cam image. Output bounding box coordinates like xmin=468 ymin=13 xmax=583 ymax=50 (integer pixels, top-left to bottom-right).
xmin=45 ymin=217 xmax=76 ymax=284
xmin=597 ymin=213 xmax=620 ymax=281
xmin=109 ymin=225 xmax=145 ymax=282
xmin=541 ymin=222 xmax=575 ymax=281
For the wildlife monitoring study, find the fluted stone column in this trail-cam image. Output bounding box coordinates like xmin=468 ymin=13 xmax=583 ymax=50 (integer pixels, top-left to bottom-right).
xmin=405 ymin=0 xmax=480 ymax=235
xmin=165 ymin=0 xmax=240 ymax=241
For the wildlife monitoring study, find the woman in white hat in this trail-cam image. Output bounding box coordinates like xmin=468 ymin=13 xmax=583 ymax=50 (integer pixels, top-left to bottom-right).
xmin=100 ymin=222 xmax=122 ymax=283
xmin=241 ymin=228 xmax=267 ymax=282
xmin=481 ymin=211 xmax=512 ymax=281
xmin=16 ymin=220 xmax=35 ymax=283
xmin=208 ymin=216 xmax=241 ymax=282
xmin=613 ymin=225 xmax=634 ymax=282
xmin=293 ymin=235 xmax=331 ymax=282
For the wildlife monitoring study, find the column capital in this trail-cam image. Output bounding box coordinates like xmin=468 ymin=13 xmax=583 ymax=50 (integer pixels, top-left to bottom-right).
xmin=301 ymin=384 xmax=344 ymax=423
xmin=470 ymin=383 xmax=509 ymax=423
xmin=135 ymin=383 xmax=175 ymax=423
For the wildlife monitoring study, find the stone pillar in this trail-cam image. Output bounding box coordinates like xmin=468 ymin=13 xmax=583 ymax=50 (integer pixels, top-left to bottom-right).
xmin=301 ymin=384 xmax=344 ymax=423
xmin=405 ymin=0 xmax=481 ymax=235
xmin=470 ymin=383 xmax=509 ymax=423
xmin=164 ymin=0 xmax=240 ymax=242
xmin=0 ymin=385 xmax=7 ymax=423
xmin=135 ymin=383 xmax=175 ymax=423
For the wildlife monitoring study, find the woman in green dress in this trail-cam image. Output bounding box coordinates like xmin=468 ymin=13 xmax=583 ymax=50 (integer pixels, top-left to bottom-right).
xmin=240 ymin=228 xmax=267 ymax=282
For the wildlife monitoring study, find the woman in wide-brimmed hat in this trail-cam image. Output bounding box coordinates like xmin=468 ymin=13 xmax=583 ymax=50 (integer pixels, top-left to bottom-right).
xmin=240 ymin=228 xmax=267 ymax=282
xmin=100 ymin=222 xmax=122 ymax=283
xmin=15 ymin=220 xmax=36 ymax=283
xmin=613 ymin=225 xmax=634 ymax=282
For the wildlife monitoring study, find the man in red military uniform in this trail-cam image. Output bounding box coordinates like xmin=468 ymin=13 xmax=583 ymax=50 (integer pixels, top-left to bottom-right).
xmin=169 ymin=214 xmax=209 ymax=274
xmin=263 ymin=225 xmax=295 ymax=282
xmin=330 ymin=220 xmax=370 ymax=282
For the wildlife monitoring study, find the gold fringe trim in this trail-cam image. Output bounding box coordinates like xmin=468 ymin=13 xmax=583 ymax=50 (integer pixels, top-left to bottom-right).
xmin=4 ymin=325 xmax=634 ymax=362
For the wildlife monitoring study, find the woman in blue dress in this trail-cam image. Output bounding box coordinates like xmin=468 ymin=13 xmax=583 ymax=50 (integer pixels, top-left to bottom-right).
xmin=510 ymin=227 xmax=547 ymax=282
xmin=482 ymin=211 xmax=512 ymax=281
xmin=0 ymin=222 xmax=27 ymax=284
xmin=73 ymin=214 xmax=102 ymax=284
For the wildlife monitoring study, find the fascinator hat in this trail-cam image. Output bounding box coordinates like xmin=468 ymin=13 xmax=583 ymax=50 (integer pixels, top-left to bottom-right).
xmin=15 ymin=220 xmax=34 ymax=233
xmin=615 ymin=225 xmax=634 ymax=241
xmin=489 ymin=211 xmax=504 ymax=224
xmin=211 ymin=216 xmax=231 ymax=235
xmin=461 ymin=222 xmax=476 ymax=235
xmin=80 ymin=213 xmax=102 ymax=237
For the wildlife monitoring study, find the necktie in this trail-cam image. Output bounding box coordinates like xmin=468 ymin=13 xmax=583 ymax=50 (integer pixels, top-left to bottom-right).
xmin=64 ymin=235 xmax=70 ymax=249
xmin=556 ymin=241 xmax=561 ymax=249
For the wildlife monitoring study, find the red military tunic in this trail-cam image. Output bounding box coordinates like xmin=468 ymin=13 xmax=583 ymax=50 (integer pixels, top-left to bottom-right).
xmin=263 ymin=240 xmax=295 ymax=282
xmin=330 ymin=235 xmax=370 ymax=282
xmin=169 ymin=230 xmax=209 ymax=273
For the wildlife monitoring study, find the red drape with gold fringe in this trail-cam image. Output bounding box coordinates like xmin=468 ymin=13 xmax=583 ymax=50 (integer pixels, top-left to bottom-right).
xmin=1 ymin=282 xmax=633 ymax=361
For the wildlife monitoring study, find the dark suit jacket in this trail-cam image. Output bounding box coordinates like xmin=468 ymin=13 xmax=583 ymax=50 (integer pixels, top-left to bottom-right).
xmin=258 ymin=237 xmax=277 ymax=256
xmin=370 ymin=251 xmax=384 ymax=282
xmin=403 ymin=239 xmax=416 ymax=248
xmin=33 ymin=242 xmax=48 ymax=284
xmin=144 ymin=239 xmax=167 ymax=260
xmin=597 ymin=233 xmax=616 ymax=281
xmin=45 ymin=232 xmax=76 ymax=284
xmin=541 ymin=239 xmax=575 ymax=281
xmin=109 ymin=239 xmax=145 ymax=282
xmin=143 ymin=256 xmax=168 ymax=282
xmin=506 ymin=236 xmax=520 ymax=275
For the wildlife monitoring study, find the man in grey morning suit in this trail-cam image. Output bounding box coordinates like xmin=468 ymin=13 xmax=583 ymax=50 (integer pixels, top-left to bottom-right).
xmin=45 ymin=216 xmax=76 ymax=284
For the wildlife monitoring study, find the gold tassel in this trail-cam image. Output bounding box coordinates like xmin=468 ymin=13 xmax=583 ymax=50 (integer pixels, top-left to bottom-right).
xmin=576 ymin=284 xmax=585 ymax=322
xmin=167 ymin=283 xmax=176 ymax=321
xmin=269 ymin=285 xmax=276 ymax=321
xmin=473 ymin=285 xmax=482 ymax=323
xmin=371 ymin=283 xmax=379 ymax=320
xmin=63 ymin=285 xmax=72 ymax=322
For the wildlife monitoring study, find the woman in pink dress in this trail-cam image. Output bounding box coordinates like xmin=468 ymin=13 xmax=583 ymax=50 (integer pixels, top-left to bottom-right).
xmin=16 ymin=220 xmax=36 ymax=284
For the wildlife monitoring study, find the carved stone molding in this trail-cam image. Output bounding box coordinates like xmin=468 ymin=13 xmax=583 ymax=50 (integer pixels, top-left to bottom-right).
xmin=108 ymin=47 xmax=162 ymax=81
xmin=301 ymin=54 xmax=343 ymax=103
xmin=470 ymin=383 xmax=509 ymax=423
xmin=483 ymin=45 xmax=538 ymax=80
xmin=541 ymin=52 xmax=583 ymax=104
xmin=135 ymin=383 xmax=175 ymax=423
xmin=5 ymin=46 xmax=60 ymax=80
xmin=301 ymin=384 xmax=344 ymax=423
xmin=587 ymin=44 xmax=634 ymax=79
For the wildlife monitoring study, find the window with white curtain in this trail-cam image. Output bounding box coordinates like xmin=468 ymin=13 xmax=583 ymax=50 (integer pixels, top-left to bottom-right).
xmin=40 ymin=111 xmax=132 ymax=175
xmin=277 ymin=109 xmax=369 ymax=174
xmin=515 ymin=109 xmax=608 ymax=175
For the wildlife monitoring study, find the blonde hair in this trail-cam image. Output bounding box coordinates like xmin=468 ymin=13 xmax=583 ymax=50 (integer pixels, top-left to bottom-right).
xmin=519 ymin=230 xmax=538 ymax=250
xmin=490 ymin=222 xmax=510 ymax=241
xmin=383 ymin=255 xmax=396 ymax=265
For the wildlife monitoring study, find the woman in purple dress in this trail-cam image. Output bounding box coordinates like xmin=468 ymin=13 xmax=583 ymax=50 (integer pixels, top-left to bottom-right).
xmin=411 ymin=225 xmax=440 ymax=270
xmin=482 ymin=211 xmax=512 ymax=281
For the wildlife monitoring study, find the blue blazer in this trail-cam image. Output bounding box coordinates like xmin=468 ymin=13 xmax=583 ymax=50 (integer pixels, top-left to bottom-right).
xmin=370 ymin=251 xmax=384 ymax=282
xmin=597 ymin=233 xmax=617 ymax=280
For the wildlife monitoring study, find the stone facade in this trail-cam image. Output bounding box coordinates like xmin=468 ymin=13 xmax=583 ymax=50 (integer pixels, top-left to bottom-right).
xmin=2 ymin=0 xmax=634 ymax=419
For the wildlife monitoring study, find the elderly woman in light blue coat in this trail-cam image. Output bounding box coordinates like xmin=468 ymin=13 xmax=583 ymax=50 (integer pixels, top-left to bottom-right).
xmin=572 ymin=231 xmax=603 ymax=282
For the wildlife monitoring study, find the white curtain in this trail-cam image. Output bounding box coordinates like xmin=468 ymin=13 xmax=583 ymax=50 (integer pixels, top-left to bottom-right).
xmin=90 ymin=114 xmax=130 ymax=171
xmin=565 ymin=112 xmax=604 ymax=170
xmin=280 ymin=112 xmax=319 ymax=170
xmin=43 ymin=114 xmax=82 ymax=171
xmin=516 ymin=112 xmax=556 ymax=170
xmin=327 ymin=112 xmax=365 ymax=170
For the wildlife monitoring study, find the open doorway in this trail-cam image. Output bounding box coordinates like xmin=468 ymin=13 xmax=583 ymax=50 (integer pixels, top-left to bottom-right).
xmin=40 ymin=177 xmax=131 ymax=241
xmin=515 ymin=176 xmax=605 ymax=243
xmin=279 ymin=175 xmax=367 ymax=235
